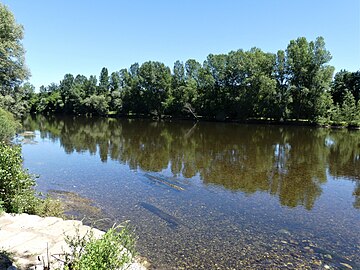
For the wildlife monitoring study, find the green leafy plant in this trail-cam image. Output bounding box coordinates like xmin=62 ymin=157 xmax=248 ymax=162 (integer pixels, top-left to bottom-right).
xmin=0 ymin=108 xmax=20 ymax=141
xmin=0 ymin=142 xmax=38 ymax=213
xmin=63 ymin=224 xmax=136 ymax=270
xmin=35 ymin=195 xmax=64 ymax=218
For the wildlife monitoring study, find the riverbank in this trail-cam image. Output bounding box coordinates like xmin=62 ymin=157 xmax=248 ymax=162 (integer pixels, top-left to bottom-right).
xmin=0 ymin=213 xmax=147 ymax=270
xmin=33 ymin=112 xmax=360 ymax=130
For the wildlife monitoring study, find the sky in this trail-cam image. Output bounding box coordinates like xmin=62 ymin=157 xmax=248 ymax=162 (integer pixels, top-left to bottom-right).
xmin=2 ymin=0 xmax=360 ymax=90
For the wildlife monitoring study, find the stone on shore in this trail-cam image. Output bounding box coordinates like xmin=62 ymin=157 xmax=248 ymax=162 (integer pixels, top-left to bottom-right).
xmin=0 ymin=213 xmax=145 ymax=270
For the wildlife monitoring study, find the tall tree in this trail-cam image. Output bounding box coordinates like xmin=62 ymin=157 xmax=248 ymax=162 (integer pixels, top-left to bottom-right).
xmin=0 ymin=4 xmax=30 ymax=95
xmin=169 ymin=61 xmax=187 ymax=115
xmin=59 ymin=73 xmax=75 ymax=113
xmin=332 ymin=70 xmax=360 ymax=105
xmin=109 ymin=71 xmax=122 ymax=113
xmin=138 ymin=61 xmax=172 ymax=116
xmin=286 ymin=37 xmax=334 ymax=120
xmin=98 ymin=67 xmax=109 ymax=95
xmin=85 ymin=75 xmax=97 ymax=96
xmin=274 ymin=50 xmax=291 ymax=120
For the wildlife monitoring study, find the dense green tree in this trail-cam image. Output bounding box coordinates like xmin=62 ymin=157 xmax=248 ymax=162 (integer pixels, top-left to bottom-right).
xmin=26 ymin=36 xmax=360 ymax=125
xmin=138 ymin=61 xmax=172 ymax=116
xmin=340 ymin=91 xmax=359 ymax=125
xmin=109 ymin=71 xmax=122 ymax=113
xmin=85 ymin=75 xmax=98 ymax=96
xmin=0 ymin=4 xmax=33 ymax=117
xmin=83 ymin=94 xmax=109 ymax=115
xmin=185 ymin=59 xmax=202 ymax=81
xmin=59 ymin=74 xmax=74 ymax=111
xmin=122 ymin=63 xmax=146 ymax=114
xmin=98 ymin=67 xmax=110 ymax=95
xmin=286 ymin=37 xmax=334 ymax=120
xmin=0 ymin=4 xmax=30 ymax=95
xmin=273 ymin=50 xmax=291 ymax=120
xmin=331 ymin=70 xmax=360 ymax=105
xmin=169 ymin=61 xmax=193 ymax=115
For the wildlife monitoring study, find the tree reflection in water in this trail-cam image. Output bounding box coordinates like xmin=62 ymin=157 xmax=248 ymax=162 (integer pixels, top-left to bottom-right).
xmin=22 ymin=115 xmax=360 ymax=210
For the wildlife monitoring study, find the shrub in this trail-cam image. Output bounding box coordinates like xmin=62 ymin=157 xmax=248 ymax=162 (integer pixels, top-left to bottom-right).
xmin=0 ymin=143 xmax=39 ymax=213
xmin=35 ymin=195 xmax=64 ymax=217
xmin=0 ymin=108 xmax=20 ymax=141
xmin=64 ymin=224 xmax=136 ymax=270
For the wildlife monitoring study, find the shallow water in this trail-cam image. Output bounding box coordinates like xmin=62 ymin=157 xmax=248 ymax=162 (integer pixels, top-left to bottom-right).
xmin=20 ymin=115 xmax=360 ymax=269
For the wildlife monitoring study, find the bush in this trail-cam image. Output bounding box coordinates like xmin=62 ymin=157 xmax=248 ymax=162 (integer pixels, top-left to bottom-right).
xmin=0 ymin=108 xmax=20 ymax=141
xmin=0 ymin=143 xmax=38 ymax=213
xmin=64 ymin=224 xmax=136 ymax=270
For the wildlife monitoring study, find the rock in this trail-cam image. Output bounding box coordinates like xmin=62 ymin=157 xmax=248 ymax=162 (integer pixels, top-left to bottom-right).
xmin=339 ymin=263 xmax=353 ymax=269
xmin=277 ymin=229 xmax=291 ymax=235
xmin=312 ymin=260 xmax=322 ymax=266
xmin=324 ymin=254 xmax=332 ymax=260
xmin=324 ymin=265 xmax=330 ymax=269
xmin=0 ymin=213 xmax=147 ymax=270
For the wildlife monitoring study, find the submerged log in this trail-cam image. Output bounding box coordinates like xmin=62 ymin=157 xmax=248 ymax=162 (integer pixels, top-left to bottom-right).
xmin=144 ymin=173 xmax=185 ymax=191
xmin=140 ymin=202 xmax=181 ymax=229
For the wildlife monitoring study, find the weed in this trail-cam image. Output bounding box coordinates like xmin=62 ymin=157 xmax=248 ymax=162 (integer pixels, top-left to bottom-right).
xmin=61 ymin=224 xmax=136 ymax=270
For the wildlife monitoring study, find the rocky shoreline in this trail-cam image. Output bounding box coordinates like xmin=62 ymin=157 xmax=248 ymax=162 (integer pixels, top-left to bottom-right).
xmin=0 ymin=213 xmax=146 ymax=270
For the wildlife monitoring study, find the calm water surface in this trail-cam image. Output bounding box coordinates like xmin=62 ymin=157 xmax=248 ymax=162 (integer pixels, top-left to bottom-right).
xmin=20 ymin=116 xmax=359 ymax=269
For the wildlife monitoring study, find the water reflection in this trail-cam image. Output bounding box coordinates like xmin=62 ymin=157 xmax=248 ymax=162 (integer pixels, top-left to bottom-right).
xmin=22 ymin=115 xmax=360 ymax=210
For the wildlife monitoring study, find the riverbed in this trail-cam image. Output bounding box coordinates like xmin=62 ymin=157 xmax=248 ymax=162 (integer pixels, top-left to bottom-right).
xmin=20 ymin=115 xmax=360 ymax=269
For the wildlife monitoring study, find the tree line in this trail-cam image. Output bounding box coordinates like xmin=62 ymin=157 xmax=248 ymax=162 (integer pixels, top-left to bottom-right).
xmin=1 ymin=4 xmax=359 ymax=126
xmin=21 ymin=38 xmax=360 ymax=126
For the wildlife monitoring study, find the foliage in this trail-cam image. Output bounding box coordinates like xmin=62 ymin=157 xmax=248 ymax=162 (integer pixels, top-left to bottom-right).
xmin=0 ymin=10 xmax=355 ymax=126
xmin=0 ymin=4 xmax=358 ymax=125
xmin=63 ymin=224 xmax=136 ymax=270
xmin=0 ymin=142 xmax=38 ymax=213
xmin=27 ymin=36 xmax=354 ymax=125
xmin=0 ymin=108 xmax=20 ymax=141
xmin=0 ymin=4 xmax=31 ymax=117
xmin=0 ymin=4 xmax=30 ymax=94
xmin=331 ymin=70 xmax=360 ymax=105
xmin=35 ymin=195 xmax=64 ymax=217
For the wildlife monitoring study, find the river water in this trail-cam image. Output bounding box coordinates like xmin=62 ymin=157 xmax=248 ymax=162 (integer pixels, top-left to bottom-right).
xmin=20 ymin=115 xmax=359 ymax=269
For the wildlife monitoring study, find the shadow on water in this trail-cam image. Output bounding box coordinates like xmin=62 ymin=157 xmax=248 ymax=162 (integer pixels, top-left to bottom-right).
xmin=139 ymin=202 xmax=183 ymax=230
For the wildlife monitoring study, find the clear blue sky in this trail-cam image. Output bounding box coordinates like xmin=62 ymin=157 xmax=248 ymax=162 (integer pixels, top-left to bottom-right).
xmin=2 ymin=0 xmax=360 ymax=90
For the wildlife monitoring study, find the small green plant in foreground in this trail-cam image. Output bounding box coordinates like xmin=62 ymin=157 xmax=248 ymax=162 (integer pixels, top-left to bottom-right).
xmin=63 ymin=224 xmax=136 ymax=270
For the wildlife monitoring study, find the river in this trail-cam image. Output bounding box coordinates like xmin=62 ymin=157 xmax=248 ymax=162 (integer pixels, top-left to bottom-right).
xmin=19 ymin=115 xmax=360 ymax=269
